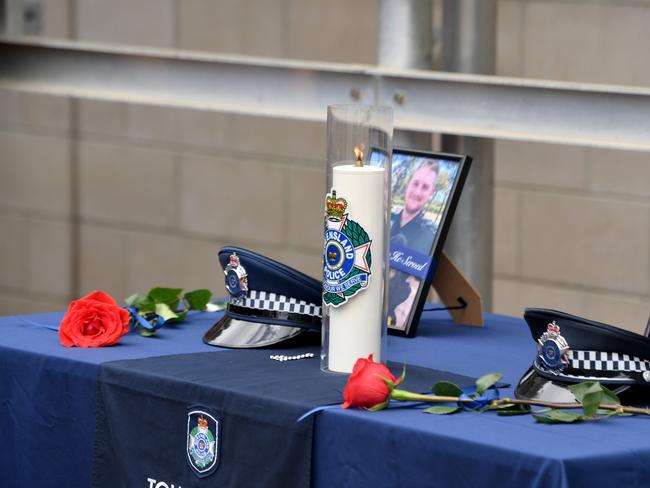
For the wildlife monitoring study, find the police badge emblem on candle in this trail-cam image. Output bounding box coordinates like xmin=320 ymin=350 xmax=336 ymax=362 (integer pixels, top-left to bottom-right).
xmin=323 ymin=190 xmax=372 ymax=305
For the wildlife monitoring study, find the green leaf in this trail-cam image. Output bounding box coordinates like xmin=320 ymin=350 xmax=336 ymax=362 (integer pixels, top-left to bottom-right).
xmin=184 ymin=289 xmax=212 ymax=310
xmin=487 ymin=402 xmax=515 ymax=410
xmin=475 ymin=372 xmax=502 ymax=395
xmin=587 ymin=409 xmax=620 ymax=421
xmin=533 ymin=409 xmax=583 ymax=424
xmin=496 ymin=404 xmax=531 ymax=416
xmin=148 ymin=287 xmax=183 ymax=307
xmin=172 ymin=311 xmax=188 ymax=322
xmin=165 ymin=311 xmax=188 ymax=324
xmin=498 ymin=410 xmax=531 ymax=417
xmin=155 ymin=303 xmax=178 ymax=322
xmin=432 ymin=381 xmax=464 ymax=397
xmin=581 ymin=391 xmax=603 ymax=417
xmin=568 ymin=382 xmax=602 ymax=403
xmin=137 ymin=299 xmax=157 ymax=313
xmin=600 ymin=385 xmax=621 ymax=405
xmin=125 ymin=293 xmax=148 ymax=308
xmin=423 ymin=406 xmax=461 ymax=415
xmin=568 ymin=382 xmax=611 ymax=416
xmin=140 ymin=328 xmax=157 ymax=337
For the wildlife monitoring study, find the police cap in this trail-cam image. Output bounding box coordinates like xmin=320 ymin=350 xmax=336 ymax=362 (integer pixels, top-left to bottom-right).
xmin=203 ymin=246 xmax=321 ymax=348
xmin=516 ymin=308 xmax=650 ymax=403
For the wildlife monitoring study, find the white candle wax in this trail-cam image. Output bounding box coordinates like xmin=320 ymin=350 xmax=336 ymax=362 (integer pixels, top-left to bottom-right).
xmin=328 ymin=164 xmax=385 ymax=373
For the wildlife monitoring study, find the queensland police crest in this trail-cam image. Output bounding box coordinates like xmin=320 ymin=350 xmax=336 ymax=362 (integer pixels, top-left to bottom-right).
xmin=224 ymin=252 xmax=248 ymax=300
xmin=323 ymin=190 xmax=372 ymax=307
xmin=186 ymin=409 xmax=219 ymax=478
xmin=536 ymin=321 xmax=570 ymax=373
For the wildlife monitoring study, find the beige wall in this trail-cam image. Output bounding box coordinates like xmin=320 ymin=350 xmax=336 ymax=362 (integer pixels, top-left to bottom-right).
xmin=494 ymin=0 xmax=650 ymax=332
xmin=0 ymin=0 xmax=649 ymax=333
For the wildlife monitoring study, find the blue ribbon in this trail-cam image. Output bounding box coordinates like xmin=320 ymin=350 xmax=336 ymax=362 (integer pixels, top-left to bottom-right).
xmin=19 ymin=319 xmax=60 ymax=331
xmin=389 ymin=243 xmax=435 ymax=280
xmin=19 ymin=307 xmax=180 ymax=334
xmin=298 ymin=384 xmax=502 ymax=421
xmin=296 ymin=404 xmax=341 ymax=423
xmin=458 ymin=386 xmax=500 ymax=410
xmin=126 ymin=307 xmax=165 ymax=332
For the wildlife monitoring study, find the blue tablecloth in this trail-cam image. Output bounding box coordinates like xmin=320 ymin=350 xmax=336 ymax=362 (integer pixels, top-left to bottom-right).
xmin=1 ymin=309 xmax=650 ymax=487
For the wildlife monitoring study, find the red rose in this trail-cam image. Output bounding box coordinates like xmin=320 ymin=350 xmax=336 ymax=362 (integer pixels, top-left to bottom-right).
xmin=341 ymin=354 xmax=401 ymax=409
xmin=59 ymin=290 xmax=131 ymax=347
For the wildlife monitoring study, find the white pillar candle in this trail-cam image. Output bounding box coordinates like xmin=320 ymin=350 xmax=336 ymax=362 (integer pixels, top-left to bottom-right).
xmin=327 ymin=164 xmax=385 ymax=373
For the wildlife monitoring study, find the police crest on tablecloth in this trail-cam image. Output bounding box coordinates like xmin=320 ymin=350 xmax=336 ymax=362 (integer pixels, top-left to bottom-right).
xmin=186 ymin=409 xmax=220 ymax=478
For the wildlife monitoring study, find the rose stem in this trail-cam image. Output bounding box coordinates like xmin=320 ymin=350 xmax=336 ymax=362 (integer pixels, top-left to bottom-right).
xmin=390 ymin=390 xmax=650 ymax=415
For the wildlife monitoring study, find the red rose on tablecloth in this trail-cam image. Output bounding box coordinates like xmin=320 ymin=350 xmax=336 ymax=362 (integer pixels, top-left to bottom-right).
xmin=341 ymin=354 xmax=401 ymax=409
xmin=59 ymin=290 xmax=130 ymax=347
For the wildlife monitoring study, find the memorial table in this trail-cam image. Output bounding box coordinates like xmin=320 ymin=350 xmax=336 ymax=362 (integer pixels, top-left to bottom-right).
xmin=1 ymin=310 xmax=649 ymax=487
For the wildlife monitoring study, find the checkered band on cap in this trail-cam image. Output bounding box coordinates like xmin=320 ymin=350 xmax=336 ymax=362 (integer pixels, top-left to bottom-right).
xmin=535 ymin=349 xmax=650 ymax=383
xmin=568 ymin=350 xmax=650 ymax=373
xmin=232 ymin=290 xmax=321 ymax=318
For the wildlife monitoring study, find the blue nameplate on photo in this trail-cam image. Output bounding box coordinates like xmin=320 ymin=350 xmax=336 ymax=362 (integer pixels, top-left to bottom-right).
xmin=389 ymin=244 xmax=435 ymax=281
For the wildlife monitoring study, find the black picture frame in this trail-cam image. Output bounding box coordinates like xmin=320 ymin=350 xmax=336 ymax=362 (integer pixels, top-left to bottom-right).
xmin=378 ymin=148 xmax=472 ymax=338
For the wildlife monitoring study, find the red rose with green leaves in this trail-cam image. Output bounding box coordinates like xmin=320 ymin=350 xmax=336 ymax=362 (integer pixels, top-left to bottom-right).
xmin=341 ymin=354 xmax=402 ymax=410
xmin=59 ymin=290 xmax=130 ymax=347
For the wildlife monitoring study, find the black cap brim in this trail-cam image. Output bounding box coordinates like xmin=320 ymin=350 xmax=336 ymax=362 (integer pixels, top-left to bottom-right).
xmin=515 ymin=367 xmax=580 ymax=403
xmin=203 ymin=314 xmax=305 ymax=348
xmin=515 ymin=366 xmax=630 ymax=403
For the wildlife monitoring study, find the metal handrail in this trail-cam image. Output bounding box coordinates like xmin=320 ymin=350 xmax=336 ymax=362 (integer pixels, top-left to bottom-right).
xmin=2 ymin=37 xmax=650 ymax=152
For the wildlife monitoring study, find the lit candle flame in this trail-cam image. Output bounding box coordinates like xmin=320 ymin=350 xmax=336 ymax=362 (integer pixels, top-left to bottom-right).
xmin=354 ymin=145 xmax=364 ymax=167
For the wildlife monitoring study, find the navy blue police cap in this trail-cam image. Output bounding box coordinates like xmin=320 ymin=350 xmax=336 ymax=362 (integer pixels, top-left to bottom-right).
xmin=516 ymin=308 xmax=650 ymax=403
xmin=203 ymin=246 xmax=322 ymax=348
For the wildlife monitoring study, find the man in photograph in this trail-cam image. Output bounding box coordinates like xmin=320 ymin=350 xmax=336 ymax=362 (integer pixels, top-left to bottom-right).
xmin=388 ymin=160 xmax=440 ymax=330
xmin=391 ymin=160 xmax=439 ymax=254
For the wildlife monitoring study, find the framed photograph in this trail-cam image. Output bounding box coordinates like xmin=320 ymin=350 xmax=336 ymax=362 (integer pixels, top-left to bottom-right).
xmin=370 ymin=148 xmax=472 ymax=337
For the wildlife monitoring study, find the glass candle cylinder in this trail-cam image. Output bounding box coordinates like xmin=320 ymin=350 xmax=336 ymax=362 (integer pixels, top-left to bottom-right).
xmin=321 ymin=104 xmax=393 ymax=373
